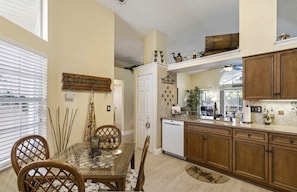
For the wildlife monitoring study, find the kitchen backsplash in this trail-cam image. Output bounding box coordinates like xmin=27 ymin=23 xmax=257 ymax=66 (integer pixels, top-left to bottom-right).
xmin=248 ymin=100 xmax=297 ymax=126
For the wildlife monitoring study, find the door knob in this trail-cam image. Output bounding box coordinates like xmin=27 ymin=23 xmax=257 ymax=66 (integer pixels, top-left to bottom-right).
xmin=145 ymin=122 xmax=150 ymax=129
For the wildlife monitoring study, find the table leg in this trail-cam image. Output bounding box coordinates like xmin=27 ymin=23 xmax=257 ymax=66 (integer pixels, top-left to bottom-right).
xmin=131 ymin=151 xmax=135 ymax=169
xmin=116 ymin=179 xmax=125 ymax=191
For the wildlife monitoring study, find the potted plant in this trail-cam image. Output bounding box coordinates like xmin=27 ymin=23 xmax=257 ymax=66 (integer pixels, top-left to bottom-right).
xmin=263 ymin=110 xmax=274 ymax=125
xmin=185 ymin=86 xmax=200 ymax=115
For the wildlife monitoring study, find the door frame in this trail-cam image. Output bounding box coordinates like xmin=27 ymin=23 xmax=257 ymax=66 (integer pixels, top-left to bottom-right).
xmin=113 ymin=79 xmax=124 ymax=133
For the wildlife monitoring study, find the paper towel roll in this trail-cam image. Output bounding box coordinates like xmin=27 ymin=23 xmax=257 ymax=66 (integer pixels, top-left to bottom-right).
xmin=242 ymin=105 xmax=252 ymax=123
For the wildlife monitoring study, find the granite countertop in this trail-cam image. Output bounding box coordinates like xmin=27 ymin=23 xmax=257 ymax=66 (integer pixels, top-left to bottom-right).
xmin=162 ymin=115 xmax=297 ymax=135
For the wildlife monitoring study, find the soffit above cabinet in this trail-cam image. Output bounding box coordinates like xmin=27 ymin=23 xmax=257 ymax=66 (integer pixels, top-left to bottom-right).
xmin=167 ymin=49 xmax=242 ymax=74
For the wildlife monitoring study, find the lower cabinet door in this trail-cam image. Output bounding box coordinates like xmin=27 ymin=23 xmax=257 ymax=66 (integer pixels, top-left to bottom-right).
xmin=184 ymin=130 xmax=204 ymax=163
xmin=270 ymin=145 xmax=297 ymax=192
xmin=206 ymin=134 xmax=232 ymax=171
xmin=233 ymin=139 xmax=268 ymax=183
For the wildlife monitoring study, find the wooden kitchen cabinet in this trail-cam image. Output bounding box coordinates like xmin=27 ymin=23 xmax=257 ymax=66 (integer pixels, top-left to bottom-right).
xmin=183 ymin=120 xmax=297 ymax=192
xmin=233 ymin=129 xmax=269 ymax=183
xmin=184 ymin=122 xmax=232 ymax=171
xmin=269 ymin=133 xmax=297 ymax=192
xmin=243 ymin=48 xmax=297 ymax=100
xmin=184 ymin=128 xmax=204 ymax=163
xmin=206 ymin=134 xmax=232 ymax=171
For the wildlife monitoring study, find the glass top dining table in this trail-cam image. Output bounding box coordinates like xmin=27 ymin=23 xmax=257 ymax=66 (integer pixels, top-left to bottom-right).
xmin=50 ymin=142 xmax=136 ymax=191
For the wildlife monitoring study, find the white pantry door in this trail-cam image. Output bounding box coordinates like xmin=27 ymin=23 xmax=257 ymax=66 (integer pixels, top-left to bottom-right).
xmin=137 ymin=74 xmax=153 ymax=151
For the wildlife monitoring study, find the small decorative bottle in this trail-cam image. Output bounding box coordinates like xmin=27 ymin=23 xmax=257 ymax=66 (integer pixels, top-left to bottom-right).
xmin=153 ymin=50 xmax=158 ymax=62
xmin=269 ymin=107 xmax=275 ymax=123
xmin=193 ymin=50 xmax=197 ymax=59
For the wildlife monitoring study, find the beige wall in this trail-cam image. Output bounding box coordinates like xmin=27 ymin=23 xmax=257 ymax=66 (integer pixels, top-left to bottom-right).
xmin=114 ymin=67 xmax=134 ymax=134
xmin=191 ymin=68 xmax=222 ymax=91
xmin=177 ymin=73 xmax=191 ymax=106
xmin=240 ymin=0 xmax=297 ymax=57
xmin=0 ymin=0 xmax=114 ymax=191
xmin=144 ymin=30 xmax=166 ymax=64
xmin=49 ymin=0 xmax=115 ymax=150
xmin=0 ymin=17 xmax=48 ymax=54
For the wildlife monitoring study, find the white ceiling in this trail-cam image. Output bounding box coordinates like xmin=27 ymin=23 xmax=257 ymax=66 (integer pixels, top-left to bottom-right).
xmin=96 ymin=0 xmax=239 ymax=69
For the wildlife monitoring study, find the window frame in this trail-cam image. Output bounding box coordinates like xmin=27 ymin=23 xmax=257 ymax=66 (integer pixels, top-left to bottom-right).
xmin=221 ymin=88 xmax=243 ymax=118
xmin=0 ymin=0 xmax=48 ymax=41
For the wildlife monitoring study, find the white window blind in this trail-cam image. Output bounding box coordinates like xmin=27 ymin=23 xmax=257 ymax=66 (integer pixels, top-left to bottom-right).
xmin=0 ymin=0 xmax=48 ymax=41
xmin=0 ymin=37 xmax=47 ymax=171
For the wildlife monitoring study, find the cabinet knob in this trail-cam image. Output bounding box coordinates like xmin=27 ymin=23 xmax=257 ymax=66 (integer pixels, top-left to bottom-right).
xmin=248 ymin=134 xmax=251 ymax=138
xmin=290 ymin=139 xmax=294 ymax=144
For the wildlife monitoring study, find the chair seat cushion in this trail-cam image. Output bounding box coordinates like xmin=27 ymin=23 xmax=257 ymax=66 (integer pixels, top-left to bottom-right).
xmin=125 ymin=169 xmax=138 ymax=191
xmin=97 ymin=169 xmax=139 ymax=191
xmin=85 ymin=182 xmax=100 ymax=191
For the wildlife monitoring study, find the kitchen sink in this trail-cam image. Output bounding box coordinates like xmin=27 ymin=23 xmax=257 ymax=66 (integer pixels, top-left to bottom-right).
xmin=198 ymin=117 xmax=233 ymax=125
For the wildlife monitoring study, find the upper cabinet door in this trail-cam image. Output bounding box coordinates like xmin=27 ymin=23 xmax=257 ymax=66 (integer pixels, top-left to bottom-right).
xmin=279 ymin=49 xmax=297 ymax=99
xmin=243 ymin=48 xmax=297 ymax=100
xmin=243 ymin=53 xmax=275 ymax=100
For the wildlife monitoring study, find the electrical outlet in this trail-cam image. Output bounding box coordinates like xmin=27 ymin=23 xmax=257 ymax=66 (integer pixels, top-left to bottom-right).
xmin=257 ymin=106 xmax=262 ymax=113
xmin=251 ymin=106 xmax=262 ymax=113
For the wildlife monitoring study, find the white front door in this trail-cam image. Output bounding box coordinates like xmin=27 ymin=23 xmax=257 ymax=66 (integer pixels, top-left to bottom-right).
xmin=137 ymin=74 xmax=153 ymax=152
xmin=114 ymin=80 xmax=124 ymax=132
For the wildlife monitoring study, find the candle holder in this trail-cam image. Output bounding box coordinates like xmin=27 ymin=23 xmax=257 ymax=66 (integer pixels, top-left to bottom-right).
xmin=154 ymin=50 xmax=158 ymax=62
xmin=89 ymin=135 xmax=101 ymax=157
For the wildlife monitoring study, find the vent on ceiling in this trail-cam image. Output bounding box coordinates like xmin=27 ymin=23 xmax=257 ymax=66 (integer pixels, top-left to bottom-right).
xmin=116 ymin=0 xmax=127 ymax=5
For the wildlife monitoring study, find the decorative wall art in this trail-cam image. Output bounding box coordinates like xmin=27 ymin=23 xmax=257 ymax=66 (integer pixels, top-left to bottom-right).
xmin=161 ymin=85 xmax=176 ymax=106
xmin=62 ymin=73 xmax=111 ymax=92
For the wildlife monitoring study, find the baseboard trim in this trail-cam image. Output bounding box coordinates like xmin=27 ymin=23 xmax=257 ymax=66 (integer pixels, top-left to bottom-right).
xmin=153 ymin=148 xmax=162 ymax=155
xmin=122 ymin=129 xmax=134 ymax=136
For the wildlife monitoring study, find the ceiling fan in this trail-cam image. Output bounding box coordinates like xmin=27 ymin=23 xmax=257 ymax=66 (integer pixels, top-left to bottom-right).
xmin=220 ymin=64 xmax=242 ymax=72
xmin=116 ymin=0 xmax=127 ymax=5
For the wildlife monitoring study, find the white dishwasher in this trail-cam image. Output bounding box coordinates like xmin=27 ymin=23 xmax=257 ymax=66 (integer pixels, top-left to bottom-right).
xmin=162 ymin=119 xmax=184 ymax=159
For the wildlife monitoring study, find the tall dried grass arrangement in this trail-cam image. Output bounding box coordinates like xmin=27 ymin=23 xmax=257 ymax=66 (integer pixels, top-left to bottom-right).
xmin=48 ymin=107 xmax=78 ymax=153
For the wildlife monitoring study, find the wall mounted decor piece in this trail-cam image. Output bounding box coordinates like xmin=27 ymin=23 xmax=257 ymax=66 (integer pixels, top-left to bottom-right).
xmin=161 ymin=73 xmax=175 ymax=84
xmin=62 ymin=73 xmax=111 ymax=92
xmin=85 ymin=92 xmax=97 ymax=142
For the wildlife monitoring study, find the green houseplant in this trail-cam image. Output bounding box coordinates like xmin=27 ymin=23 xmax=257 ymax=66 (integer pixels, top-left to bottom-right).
xmin=186 ymin=86 xmax=200 ymax=115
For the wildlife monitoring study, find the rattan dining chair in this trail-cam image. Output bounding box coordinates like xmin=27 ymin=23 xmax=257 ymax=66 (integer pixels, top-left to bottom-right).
xmin=11 ymin=134 xmax=50 ymax=175
xmin=126 ymin=135 xmax=150 ymax=191
xmin=99 ymin=135 xmax=150 ymax=191
xmin=17 ymin=160 xmax=86 ymax=192
xmin=93 ymin=125 xmax=122 ymax=150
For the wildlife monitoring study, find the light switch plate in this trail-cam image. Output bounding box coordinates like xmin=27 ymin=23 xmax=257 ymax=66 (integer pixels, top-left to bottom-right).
xmin=65 ymin=92 xmax=74 ymax=101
